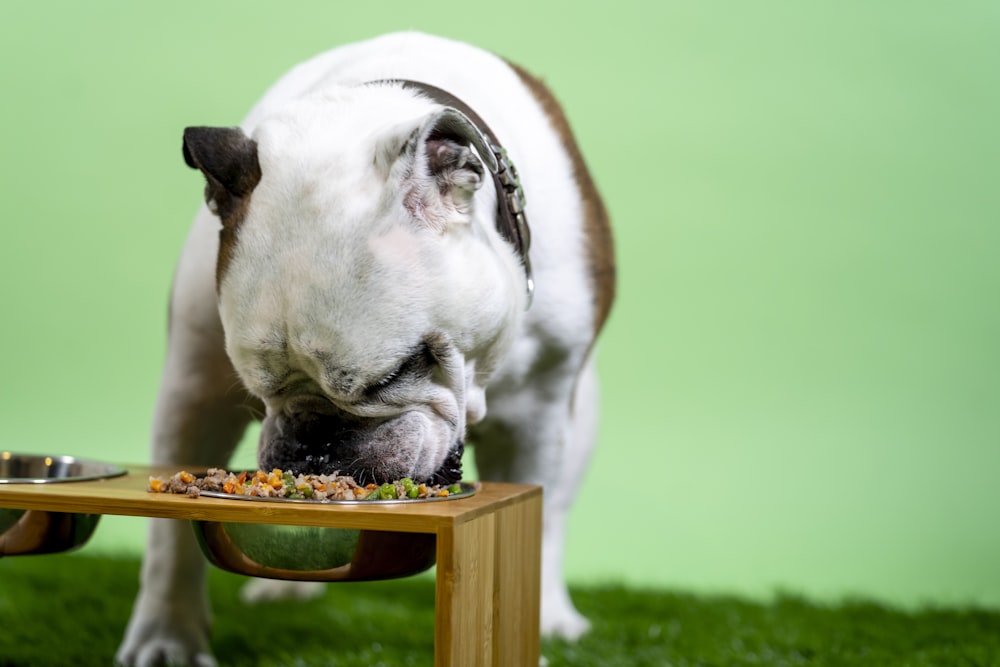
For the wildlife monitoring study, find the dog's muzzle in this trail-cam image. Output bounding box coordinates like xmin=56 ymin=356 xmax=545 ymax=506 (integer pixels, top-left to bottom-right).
xmin=257 ymin=411 xmax=463 ymax=486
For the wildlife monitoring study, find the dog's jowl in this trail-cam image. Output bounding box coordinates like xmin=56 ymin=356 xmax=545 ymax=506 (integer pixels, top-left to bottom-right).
xmin=117 ymin=32 xmax=614 ymax=667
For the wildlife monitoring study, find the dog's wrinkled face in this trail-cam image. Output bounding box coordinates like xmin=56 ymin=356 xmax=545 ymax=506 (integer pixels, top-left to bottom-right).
xmin=183 ymin=87 xmax=526 ymax=484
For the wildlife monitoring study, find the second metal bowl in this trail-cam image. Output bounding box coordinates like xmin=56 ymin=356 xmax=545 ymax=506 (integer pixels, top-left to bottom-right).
xmin=0 ymin=453 xmax=127 ymax=557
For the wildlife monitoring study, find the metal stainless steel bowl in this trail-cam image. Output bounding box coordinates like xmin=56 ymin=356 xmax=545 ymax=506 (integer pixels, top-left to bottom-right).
xmin=192 ymin=482 xmax=477 ymax=581
xmin=0 ymin=453 xmax=127 ymax=556
xmin=0 ymin=452 xmax=127 ymax=484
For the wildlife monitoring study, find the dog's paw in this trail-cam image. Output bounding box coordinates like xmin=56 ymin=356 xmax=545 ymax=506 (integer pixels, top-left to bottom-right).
xmin=239 ymin=579 xmax=325 ymax=604
xmin=116 ymin=609 xmax=215 ymax=667
xmin=541 ymin=596 xmax=591 ymax=641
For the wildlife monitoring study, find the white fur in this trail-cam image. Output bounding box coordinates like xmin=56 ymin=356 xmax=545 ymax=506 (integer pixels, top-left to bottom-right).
xmin=118 ymin=32 xmax=603 ymax=667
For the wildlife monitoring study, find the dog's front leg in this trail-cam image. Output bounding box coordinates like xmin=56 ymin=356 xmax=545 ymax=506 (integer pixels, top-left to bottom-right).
xmin=473 ymin=354 xmax=600 ymax=641
xmin=117 ymin=212 xmax=258 ymax=667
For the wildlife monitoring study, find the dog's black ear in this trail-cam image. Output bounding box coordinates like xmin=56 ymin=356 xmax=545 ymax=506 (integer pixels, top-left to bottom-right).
xmin=402 ymin=109 xmax=492 ymax=231
xmin=182 ymin=126 xmax=261 ymax=219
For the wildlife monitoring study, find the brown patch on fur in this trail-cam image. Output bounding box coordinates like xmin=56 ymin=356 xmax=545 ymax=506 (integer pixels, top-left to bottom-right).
xmin=215 ymin=201 xmax=252 ymax=288
xmin=506 ymin=61 xmax=616 ymax=336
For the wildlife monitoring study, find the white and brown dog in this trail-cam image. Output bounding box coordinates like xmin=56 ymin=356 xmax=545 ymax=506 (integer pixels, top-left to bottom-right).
xmin=117 ymin=32 xmax=614 ymax=667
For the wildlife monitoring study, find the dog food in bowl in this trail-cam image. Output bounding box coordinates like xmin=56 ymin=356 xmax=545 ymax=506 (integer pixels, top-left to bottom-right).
xmin=148 ymin=468 xmax=471 ymax=503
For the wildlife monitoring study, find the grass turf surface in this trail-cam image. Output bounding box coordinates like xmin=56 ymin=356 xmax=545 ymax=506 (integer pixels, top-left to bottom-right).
xmin=1 ymin=554 xmax=998 ymax=666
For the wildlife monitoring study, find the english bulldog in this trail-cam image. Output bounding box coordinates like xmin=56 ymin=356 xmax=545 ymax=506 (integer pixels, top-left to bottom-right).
xmin=117 ymin=31 xmax=615 ymax=667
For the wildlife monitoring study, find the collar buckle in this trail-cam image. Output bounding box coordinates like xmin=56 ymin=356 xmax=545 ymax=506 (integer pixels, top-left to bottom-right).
xmin=489 ymin=144 xmax=533 ymax=309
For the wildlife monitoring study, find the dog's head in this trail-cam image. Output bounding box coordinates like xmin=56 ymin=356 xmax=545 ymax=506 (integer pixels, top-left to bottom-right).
xmin=182 ymin=86 xmax=527 ymax=484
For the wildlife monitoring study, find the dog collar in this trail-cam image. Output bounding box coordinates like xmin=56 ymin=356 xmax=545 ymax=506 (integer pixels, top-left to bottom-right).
xmin=371 ymin=79 xmax=535 ymax=309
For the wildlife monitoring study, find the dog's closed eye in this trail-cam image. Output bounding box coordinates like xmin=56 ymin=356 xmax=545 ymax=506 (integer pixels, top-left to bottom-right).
xmin=364 ymin=341 xmax=436 ymax=400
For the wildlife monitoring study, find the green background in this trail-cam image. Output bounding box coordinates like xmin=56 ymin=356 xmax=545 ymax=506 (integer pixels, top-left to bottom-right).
xmin=1 ymin=1 xmax=998 ymax=609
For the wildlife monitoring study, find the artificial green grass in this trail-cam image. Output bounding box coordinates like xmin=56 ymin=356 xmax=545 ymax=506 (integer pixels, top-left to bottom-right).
xmin=1 ymin=554 xmax=998 ymax=666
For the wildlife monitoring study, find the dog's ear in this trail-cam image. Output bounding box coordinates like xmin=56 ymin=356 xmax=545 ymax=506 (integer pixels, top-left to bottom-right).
xmin=182 ymin=126 xmax=261 ymax=221
xmin=397 ymin=109 xmax=493 ymax=231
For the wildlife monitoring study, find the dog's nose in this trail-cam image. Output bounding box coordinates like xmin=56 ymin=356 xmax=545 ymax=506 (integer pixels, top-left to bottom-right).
xmin=265 ymin=411 xmax=363 ymax=475
xmin=289 ymin=411 xmax=347 ymax=448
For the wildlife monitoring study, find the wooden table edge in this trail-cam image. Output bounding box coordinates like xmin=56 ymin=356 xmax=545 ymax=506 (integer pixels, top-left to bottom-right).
xmin=0 ymin=464 xmax=542 ymax=533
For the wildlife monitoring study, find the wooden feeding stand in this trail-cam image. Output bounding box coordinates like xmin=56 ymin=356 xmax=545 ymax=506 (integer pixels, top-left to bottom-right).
xmin=0 ymin=465 xmax=542 ymax=666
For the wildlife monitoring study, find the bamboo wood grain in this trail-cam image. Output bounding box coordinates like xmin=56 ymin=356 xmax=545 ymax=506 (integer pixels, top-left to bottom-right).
xmin=434 ymin=490 xmax=543 ymax=667
xmin=492 ymin=491 xmax=542 ymax=666
xmin=436 ymin=513 xmax=498 ymax=666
